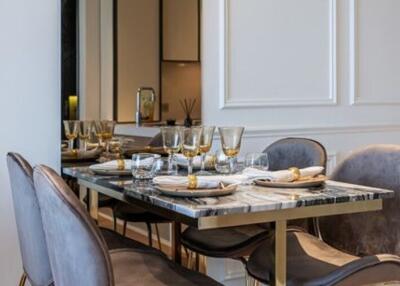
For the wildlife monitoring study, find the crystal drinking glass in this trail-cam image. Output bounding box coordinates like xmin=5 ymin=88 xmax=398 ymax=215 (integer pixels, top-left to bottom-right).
xmin=196 ymin=126 xmax=215 ymax=175
xmin=161 ymin=126 xmax=182 ymax=175
xmin=63 ymin=120 xmax=79 ymax=151
xmin=218 ymin=127 xmax=245 ymax=174
xmin=94 ymin=120 xmax=115 ymax=153
xmin=131 ymin=153 xmax=161 ymax=180
xmin=245 ymin=153 xmax=269 ymax=170
xmin=181 ymin=127 xmax=202 ymax=175
xmin=79 ymin=121 xmax=93 ymax=151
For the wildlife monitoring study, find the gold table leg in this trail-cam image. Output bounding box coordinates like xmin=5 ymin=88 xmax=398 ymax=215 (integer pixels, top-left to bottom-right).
xmin=18 ymin=273 xmax=27 ymax=286
xmin=89 ymin=189 xmax=98 ymax=220
xmin=275 ymin=220 xmax=287 ymax=286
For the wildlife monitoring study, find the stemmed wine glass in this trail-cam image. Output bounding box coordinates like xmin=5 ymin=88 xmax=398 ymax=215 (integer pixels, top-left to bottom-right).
xmin=161 ymin=126 xmax=181 ymax=175
xmin=79 ymin=121 xmax=93 ymax=151
xmin=94 ymin=120 xmax=115 ymax=153
xmin=181 ymin=127 xmax=202 ymax=175
xmin=63 ymin=120 xmax=79 ymax=151
xmin=196 ymin=126 xmax=215 ymax=175
xmin=218 ymin=127 xmax=245 ymax=174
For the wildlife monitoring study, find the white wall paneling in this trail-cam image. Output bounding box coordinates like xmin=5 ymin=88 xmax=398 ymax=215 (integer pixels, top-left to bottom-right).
xmin=350 ymin=0 xmax=400 ymax=105
xmin=202 ymin=0 xmax=400 ymax=284
xmin=0 ymin=0 xmax=60 ymax=284
xmin=219 ymin=0 xmax=337 ymax=109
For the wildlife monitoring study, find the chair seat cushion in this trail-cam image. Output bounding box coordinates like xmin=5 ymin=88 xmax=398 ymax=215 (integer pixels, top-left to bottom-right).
xmin=110 ymin=249 xmax=222 ymax=286
xmin=113 ymin=202 xmax=170 ymax=223
xmin=181 ymin=225 xmax=271 ymax=258
xmin=100 ymin=227 xmax=151 ymax=251
xmin=247 ymin=229 xmax=400 ymax=286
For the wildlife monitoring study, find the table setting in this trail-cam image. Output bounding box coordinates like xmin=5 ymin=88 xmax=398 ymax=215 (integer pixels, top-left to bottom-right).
xmin=81 ymin=125 xmax=328 ymax=199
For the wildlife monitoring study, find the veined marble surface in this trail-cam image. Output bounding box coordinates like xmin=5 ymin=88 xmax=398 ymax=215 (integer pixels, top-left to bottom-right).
xmin=63 ymin=167 xmax=394 ymax=218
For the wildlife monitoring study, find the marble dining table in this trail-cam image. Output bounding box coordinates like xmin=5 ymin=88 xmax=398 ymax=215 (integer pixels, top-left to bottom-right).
xmin=63 ymin=166 xmax=394 ymax=286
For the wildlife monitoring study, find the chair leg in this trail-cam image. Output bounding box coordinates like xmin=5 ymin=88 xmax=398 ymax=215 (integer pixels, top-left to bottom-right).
xmin=146 ymin=222 xmax=153 ymax=247
xmin=122 ymin=221 xmax=127 ymax=236
xmin=155 ymin=223 xmax=162 ymax=251
xmin=18 ymin=273 xmax=27 ymax=286
xmin=195 ymin=252 xmax=200 ymax=271
xmin=112 ymin=212 xmax=117 ymax=232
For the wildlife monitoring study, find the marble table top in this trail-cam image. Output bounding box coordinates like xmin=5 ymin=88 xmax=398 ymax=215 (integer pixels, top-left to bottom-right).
xmin=63 ymin=167 xmax=394 ymax=219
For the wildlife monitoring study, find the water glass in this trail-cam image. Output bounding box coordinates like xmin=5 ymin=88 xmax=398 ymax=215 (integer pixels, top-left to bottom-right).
xmin=131 ymin=153 xmax=161 ymax=180
xmin=153 ymin=157 xmax=178 ymax=176
xmin=215 ymin=149 xmax=237 ymax=174
xmin=197 ymin=126 xmax=215 ymax=175
xmin=245 ymin=153 xmax=269 ymax=170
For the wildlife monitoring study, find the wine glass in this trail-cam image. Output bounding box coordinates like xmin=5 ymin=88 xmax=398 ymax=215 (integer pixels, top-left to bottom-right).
xmin=218 ymin=127 xmax=245 ymax=174
xmin=94 ymin=120 xmax=115 ymax=153
xmin=63 ymin=120 xmax=79 ymax=151
xmin=181 ymin=127 xmax=202 ymax=175
xmin=161 ymin=126 xmax=182 ymax=175
xmin=101 ymin=120 xmax=115 ymax=153
xmin=196 ymin=126 xmax=215 ymax=175
xmin=79 ymin=121 xmax=93 ymax=151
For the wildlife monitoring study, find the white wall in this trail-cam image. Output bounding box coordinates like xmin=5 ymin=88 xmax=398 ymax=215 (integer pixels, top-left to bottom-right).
xmin=0 ymin=0 xmax=60 ymax=284
xmin=202 ymin=0 xmax=400 ymax=284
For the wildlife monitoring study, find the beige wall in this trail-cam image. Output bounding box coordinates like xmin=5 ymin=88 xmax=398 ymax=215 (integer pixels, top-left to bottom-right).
xmin=161 ymin=62 xmax=201 ymax=122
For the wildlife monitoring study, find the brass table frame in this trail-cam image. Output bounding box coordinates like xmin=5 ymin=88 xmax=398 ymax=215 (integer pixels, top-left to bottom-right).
xmin=77 ymin=178 xmax=383 ymax=286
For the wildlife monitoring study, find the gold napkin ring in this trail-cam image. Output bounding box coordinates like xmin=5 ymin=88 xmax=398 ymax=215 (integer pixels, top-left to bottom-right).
xmin=288 ymin=167 xmax=301 ymax=181
xmin=188 ymin=175 xmax=198 ymax=189
xmin=117 ymin=159 xmax=125 ymax=170
xmin=71 ymin=149 xmax=78 ymax=158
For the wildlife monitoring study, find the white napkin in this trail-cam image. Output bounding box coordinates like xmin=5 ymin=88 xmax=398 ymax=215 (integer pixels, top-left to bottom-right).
xmin=89 ymin=160 xmax=132 ymax=170
xmin=175 ymin=154 xmax=215 ymax=169
xmin=153 ymin=166 xmax=324 ymax=188
xmin=242 ymin=166 xmax=324 ymax=182
xmin=153 ymin=175 xmax=244 ymax=189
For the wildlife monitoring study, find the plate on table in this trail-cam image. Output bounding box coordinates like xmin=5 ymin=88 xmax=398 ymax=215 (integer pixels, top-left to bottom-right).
xmin=155 ymin=184 xmax=238 ymax=197
xmin=254 ymin=175 xmax=327 ymax=188
xmin=62 ymin=148 xmax=101 ymax=163
xmin=89 ymin=167 xmax=132 ymax=176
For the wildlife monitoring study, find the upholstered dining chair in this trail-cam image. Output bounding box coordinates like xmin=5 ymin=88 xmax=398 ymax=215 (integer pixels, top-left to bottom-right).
xmin=245 ymin=144 xmax=400 ymax=285
xmin=7 ymin=153 xmax=53 ymax=286
xmin=6 ymin=153 xmax=153 ymax=286
xmin=180 ymin=137 xmax=327 ymax=270
xmin=33 ymin=164 xmax=222 ymax=286
xmin=319 ymin=144 xmax=400 ymax=257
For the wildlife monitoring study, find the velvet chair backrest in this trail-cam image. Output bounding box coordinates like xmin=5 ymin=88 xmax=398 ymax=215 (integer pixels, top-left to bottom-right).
xmin=33 ymin=165 xmax=114 ymax=286
xmin=263 ymin=137 xmax=327 ymax=172
xmin=319 ymin=145 xmax=400 ymax=256
xmin=6 ymin=153 xmax=53 ymax=286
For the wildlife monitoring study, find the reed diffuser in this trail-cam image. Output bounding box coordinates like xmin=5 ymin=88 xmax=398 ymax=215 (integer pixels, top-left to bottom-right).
xmin=180 ymin=98 xmax=196 ymax=127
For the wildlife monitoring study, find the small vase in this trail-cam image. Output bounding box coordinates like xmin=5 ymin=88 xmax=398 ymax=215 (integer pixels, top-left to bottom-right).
xmin=184 ymin=116 xmax=192 ymax=127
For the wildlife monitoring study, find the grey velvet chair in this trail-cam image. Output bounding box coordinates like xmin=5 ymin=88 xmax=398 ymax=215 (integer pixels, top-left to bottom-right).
xmin=6 ymin=153 xmax=153 ymax=286
xmin=7 ymin=153 xmax=53 ymax=286
xmin=180 ymin=137 xmax=327 ymax=267
xmin=33 ymin=164 xmax=222 ymax=286
xmin=319 ymin=144 xmax=400 ymax=257
xmin=246 ymin=144 xmax=400 ymax=285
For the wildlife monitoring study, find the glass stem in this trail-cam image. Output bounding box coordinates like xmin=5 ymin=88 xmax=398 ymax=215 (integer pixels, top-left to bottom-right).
xmin=68 ymin=139 xmax=74 ymax=151
xmin=81 ymin=140 xmax=87 ymax=152
xmin=229 ymin=157 xmax=235 ymax=174
xmin=168 ymin=154 xmax=173 ymax=172
xmin=188 ymin=157 xmax=193 ymax=175
xmin=105 ymin=141 xmax=110 ymax=153
xmin=200 ymin=153 xmax=206 ymax=172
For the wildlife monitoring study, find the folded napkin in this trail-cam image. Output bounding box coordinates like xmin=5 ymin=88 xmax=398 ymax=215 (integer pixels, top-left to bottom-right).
xmin=242 ymin=166 xmax=324 ymax=183
xmin=153 ymin=166 xmax=324 ymax=189
xmin=89 ymin=159 xmax=132 ymax=170
xmin=153 ymin=175 xmax=243 ymax=189
xmin=175 ymin=154 xmax=215 ymax=169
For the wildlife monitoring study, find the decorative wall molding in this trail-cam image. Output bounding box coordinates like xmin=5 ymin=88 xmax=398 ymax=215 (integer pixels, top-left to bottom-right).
xmin=219 ymin=0 xmax=337 ymax=109
xmin=214 ymin=124 xmax=400 ymax=140
xmin=349 ymin=0 xmax=400 ymax=105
